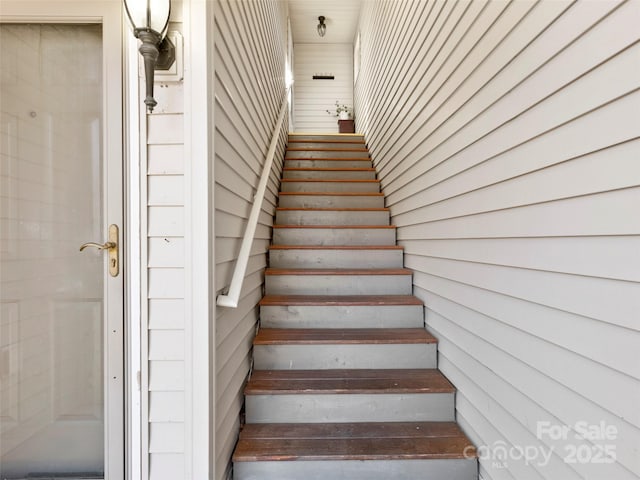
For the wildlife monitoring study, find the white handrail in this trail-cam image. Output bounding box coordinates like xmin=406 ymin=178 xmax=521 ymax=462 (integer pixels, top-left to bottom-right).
xmin=217 ymin=87 xmax=290 ymax=308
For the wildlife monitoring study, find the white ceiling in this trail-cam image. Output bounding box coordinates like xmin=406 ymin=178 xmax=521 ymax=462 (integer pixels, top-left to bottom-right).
xmin=288 ymin=0 xmax=362 ymax=44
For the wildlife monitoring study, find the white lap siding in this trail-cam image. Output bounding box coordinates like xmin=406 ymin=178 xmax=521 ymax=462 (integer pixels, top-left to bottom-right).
xmin=354 ymin=1 xmax=640 ymax=479
xmin=146 ymin=94 xmax=187 ymax=477
xmin=213 ymin=0 xmax=289 ymax=479
xmin=293 ymin=43 xmax=354 ymax=133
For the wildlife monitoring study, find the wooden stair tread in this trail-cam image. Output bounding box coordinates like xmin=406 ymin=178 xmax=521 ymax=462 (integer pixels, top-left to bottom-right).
xmin=274 ymin=224 xmax=395 ymax=230
xmin=288 ymin=139 xmax=366 ymax=144
xmin=283 ymin=167 xmax=375 ymax=171
xmin=285 ymin=157 xmax=372 ymax=161
xmin=269 ymin=245 xmax=402 ymax=250
xmin=239 ymin=421 xmax=465 ymax=439
xmin=234 ymin=437 xmax=473 ymax=462
xmin=265 ymin=268 xmax=412 ymax=275
xmin=281 ymin=179 xmax=380 ymax=183
xmin=276 ymin=207 xmax=389 ymax=212
xmin=260 ymin=295 xmax=423 ymax=306
xmin=279 ymin=191 xmax=383 ymax=196
xmin=288 ymin=133 xmax=364 ymax=136
xmin=287 ymin=147 xmax=369 ymax=152
xmin=254 ymin=328 xmax=436 ymax=345
xmin=245 ymin=369 xmax=455 ymax=394
xmin=234 ymin=422 xmax=476 ymax=461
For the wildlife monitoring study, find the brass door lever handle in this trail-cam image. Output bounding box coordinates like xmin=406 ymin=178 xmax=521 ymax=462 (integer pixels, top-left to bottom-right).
xmin=79 ymin=241 xmax=116 ymax=252
xmin=79 ymin=225 xmax=119 ymax=277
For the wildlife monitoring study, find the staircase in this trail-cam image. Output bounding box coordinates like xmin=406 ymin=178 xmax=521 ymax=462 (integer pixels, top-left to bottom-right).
xmin=232 ymin=133 xmax=478 ymax=479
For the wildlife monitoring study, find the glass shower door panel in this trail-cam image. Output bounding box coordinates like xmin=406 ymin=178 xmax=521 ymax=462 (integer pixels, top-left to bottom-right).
xmin=0 ymin=24 xmax=105 ymax=478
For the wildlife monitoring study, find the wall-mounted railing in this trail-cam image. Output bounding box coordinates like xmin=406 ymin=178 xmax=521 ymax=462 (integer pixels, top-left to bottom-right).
xmin=216 ymin=87 xmax=290 ymax=308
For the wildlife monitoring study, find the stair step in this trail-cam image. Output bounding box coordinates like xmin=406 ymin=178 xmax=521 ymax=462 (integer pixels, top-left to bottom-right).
xmin=234 ymin=421 xmax=475 ymax=460
xmin=283 ymin=167 xmax=376 ymax=180
xmin=245 ymin=369 xmax=455 ymax=423
xmin=233 ymin=422 xmax=477 ymax=480
xmin=269 ymin=245 xmax=403 ymax=268
xmin=253 ymin=328 xmax=437 ymax=369
xmin=259 ymin=295 xmax=425 ymax=328
xmin=278 ymin=192 xmax=384 ymax=208
xmin=280 ymin=179 xmax=380 ymax=193
xmin=287 ymin=143 xmax=368 ymax=150
xmin=246 ymin=368 xmax=452 ymax=394
xmin=273 ymin=225 xmax=396 ymax=246
xmin=254 ymin=328 xmax=435 ymax=344
xmin=286 ymin=158 xmax=372 ymax=168
xmin=275 ymin=208 xmax=389 ymax=226
xmin=264 ymin=268 xmax=413 ymax=295
xmin=286 ymin=150 xmax=370 ymax=159
xmin=288 ymin=134 xmax=365 ymax=143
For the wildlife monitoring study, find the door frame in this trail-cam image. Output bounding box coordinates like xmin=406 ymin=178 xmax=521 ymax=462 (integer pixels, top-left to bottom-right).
xmin=0 ymin=2 xmax=126 ymax=478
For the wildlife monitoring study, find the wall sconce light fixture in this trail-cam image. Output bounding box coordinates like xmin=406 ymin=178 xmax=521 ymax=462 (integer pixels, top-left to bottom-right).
xmin=124 ymin=0 xmax=176 ymax=112
xmin=317 ymin=16 xmax=326 ymax=37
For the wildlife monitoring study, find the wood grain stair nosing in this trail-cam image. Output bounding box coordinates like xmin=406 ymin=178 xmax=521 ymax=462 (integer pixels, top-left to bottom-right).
xmin=287 ymin=147 xmax=369 ymax=152
xmin=273 ymin=225 xmax=395 ymax=229
xmin=245 ymin=369 xmax=456 ymax=395
xmin=265 ymin=268 xmax=412 ymax=276
xmin=281 ymin=179 xmax=380 ymax=183
xmin=284 ymin=157 xmax=371 ymax=162
xmin=233 ymin=422 xmax=476 ymax=462
xmin=275 ymin=207 xmax=389 ymax=212
xmin=283 ymin=167 xmax=375 ymax=172
xmin=238 ymin=421 xmax=468 ymax=440
xmin=233 ymin=443 xmax=475 ymax=462
xmin=253 ymin=328 xmax=437 ymax=345
xmin=279 ymin=191 xmax=383 ymax=196
xmin=287 ymin=139 xmax=366 ymax=145
xmin=269 ymin=245 xmax=402 ymax=250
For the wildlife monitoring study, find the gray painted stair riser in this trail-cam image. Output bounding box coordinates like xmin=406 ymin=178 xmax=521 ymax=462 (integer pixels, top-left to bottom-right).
xmin=253 ymin=344 xmax=437 ymax=370
xmin=260 ymin=305 xmax=425 ymax=329
xmin=283 ymin=169 xmax=377 ymax=180
xmin=280 ymin=180 xmax=380 ymax=193
xmin=275 ymin=209 xmax=390 ymax=226
xmin=286 ymin=150 xmax=370 ymax=159
xmin=264 ymin=273 xmax=413 ymax=295
xmin=273 ymin=227 xmax=396 ymax=246
xmin=285 ymin=159 xmax=372 ymax=168
xmin=278 ymin=194 xmax=384 ymax=209
xmin=245 ymin=393 xmax=455 ymax=423
xmin=268 ymin=248 xmax=403 ymax=269
xmin=234 ymin=459 xmax=478 ymax=480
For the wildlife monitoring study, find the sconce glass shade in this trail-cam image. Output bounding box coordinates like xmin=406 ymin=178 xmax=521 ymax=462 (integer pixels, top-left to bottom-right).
xmin=123 ymin=0 xmax=173 ymax=113
xmin=317 ymin=16 xmax=326 ymax=37
xmin=124 ymin=0 xmax=170 ymax=37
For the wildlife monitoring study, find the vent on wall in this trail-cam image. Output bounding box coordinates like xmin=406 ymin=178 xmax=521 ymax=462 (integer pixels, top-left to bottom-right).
xmin=312 ymin=74 xmax=334 ymax=80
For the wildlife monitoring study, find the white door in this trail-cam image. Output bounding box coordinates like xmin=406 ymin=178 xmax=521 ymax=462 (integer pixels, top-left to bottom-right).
xmin=0 ymin=2 xmax=124 ymax=478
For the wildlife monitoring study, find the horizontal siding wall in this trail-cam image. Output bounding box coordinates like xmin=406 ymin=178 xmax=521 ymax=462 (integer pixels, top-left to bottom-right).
xmin=293 ymin=43 xmax=353 ymax=132
xmin=355 ymin=1 xmax=640 ymax=480
xmin=146 ymin=88 xmax=187 ymax=478
xmin=213 ymin=0 xmax=288 ymax=479
xmin=145 ymin=4 xmax=187 ymax=478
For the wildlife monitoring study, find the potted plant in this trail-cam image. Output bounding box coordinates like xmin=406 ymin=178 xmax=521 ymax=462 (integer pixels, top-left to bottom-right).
xmin=326 ymin=101 xmax=352 ymax=120
xmin=326 ymin=101 xmax=355 ymax=133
